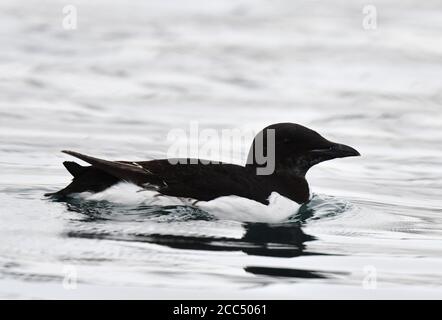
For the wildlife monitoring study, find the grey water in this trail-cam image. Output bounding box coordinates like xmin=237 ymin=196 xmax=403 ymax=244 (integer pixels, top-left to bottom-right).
xmin=1 ymin=0 xmax=442 ymax=299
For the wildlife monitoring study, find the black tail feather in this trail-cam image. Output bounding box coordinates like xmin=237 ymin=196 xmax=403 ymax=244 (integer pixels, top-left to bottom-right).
xmin=61 ymin=150 xmax=149 ymax=185
xmin=45 ymin=150 xmax=152 ymax=198
xmin=63 ymin=161 xmax=86 ymax=177
xmin=45 ymin=165 xmax=121 ymax=197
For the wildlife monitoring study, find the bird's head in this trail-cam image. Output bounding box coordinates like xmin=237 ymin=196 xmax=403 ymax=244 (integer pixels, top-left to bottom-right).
xmin=247 ymin=123 xmax=360 ymax=176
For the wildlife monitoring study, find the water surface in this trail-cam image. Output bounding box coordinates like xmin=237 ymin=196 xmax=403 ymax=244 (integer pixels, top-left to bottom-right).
xmin=0 ymin=0 xmax=441 ymax=299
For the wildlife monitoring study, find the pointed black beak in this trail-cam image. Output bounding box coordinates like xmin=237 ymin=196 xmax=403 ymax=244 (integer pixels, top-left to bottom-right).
xmin=310 ymin=143 xmax=360 ymax=159
xmin=330 ymin=143 xmax=361 ymax=158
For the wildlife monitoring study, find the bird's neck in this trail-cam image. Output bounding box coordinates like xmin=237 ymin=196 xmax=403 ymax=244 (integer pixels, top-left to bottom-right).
xmin=274 ymin=171 xmax=310 ymax=204
xmin=246 ymin=165 xmax=310 ymax=204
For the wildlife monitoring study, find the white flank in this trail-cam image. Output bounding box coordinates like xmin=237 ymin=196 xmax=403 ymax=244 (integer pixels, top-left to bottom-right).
xmin=76 ymin=182 xmax=301 ymax=223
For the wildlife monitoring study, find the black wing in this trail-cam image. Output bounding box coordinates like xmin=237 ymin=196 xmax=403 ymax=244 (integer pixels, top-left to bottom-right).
xmin=56 ymin=151 xmax=271 ymax=204
xmin=136 ymin=159 xmax=271 ymax=203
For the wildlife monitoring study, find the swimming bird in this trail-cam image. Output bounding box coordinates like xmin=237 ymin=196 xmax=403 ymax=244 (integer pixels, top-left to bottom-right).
xmin=46 ymin=123 xmax=359 ymax=220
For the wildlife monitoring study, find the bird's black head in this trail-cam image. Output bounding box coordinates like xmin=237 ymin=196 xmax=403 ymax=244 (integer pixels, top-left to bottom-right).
xmin=247 ymin=123 xmax=360 ymax=177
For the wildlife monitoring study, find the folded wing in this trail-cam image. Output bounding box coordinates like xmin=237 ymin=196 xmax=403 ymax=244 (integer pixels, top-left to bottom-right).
xmin=49 ymin=151 xmax=270 ymax=204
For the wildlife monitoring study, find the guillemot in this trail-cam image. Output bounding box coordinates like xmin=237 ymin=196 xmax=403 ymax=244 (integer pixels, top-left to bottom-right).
xmin=46 ymin=123 xmax=360 ymax=210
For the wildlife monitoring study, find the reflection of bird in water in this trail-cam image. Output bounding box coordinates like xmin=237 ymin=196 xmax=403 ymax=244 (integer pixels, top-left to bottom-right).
xmin=241 ymin=222 xmax=314 ymax=257
xmin=137 ymin=222 xmax=315 ymax=258
xmin=63 ymin=199 xmax=334 ymax=279
xmin=66 ymin=221 xmax=330 ymax=279
xmin=66 ymin=218 xmax=315 ymax=258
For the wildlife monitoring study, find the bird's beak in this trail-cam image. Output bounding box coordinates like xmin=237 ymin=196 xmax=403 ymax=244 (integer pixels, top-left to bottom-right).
xmin=330 ymin=143 xmax=361 ymax=158
xmin=310 ymin=143 xmax=361 ymax=159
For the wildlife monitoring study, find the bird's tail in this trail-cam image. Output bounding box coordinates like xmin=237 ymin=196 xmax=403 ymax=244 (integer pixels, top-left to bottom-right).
xmin=44 ymin=160 xmax=121 ymax=198
xmin=45 ymin=150 xmax=154 ymax=198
